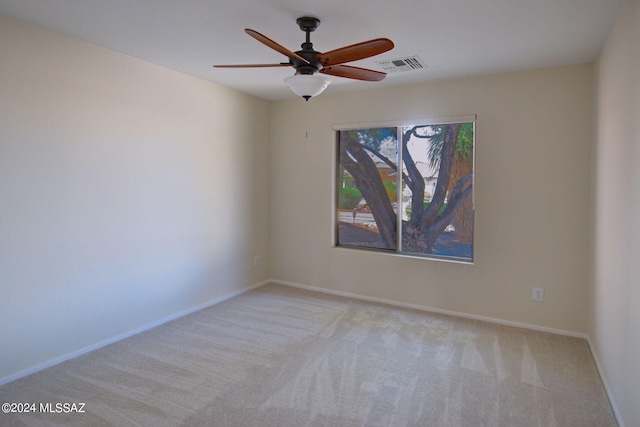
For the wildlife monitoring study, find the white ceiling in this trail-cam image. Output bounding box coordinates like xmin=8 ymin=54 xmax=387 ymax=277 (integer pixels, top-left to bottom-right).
xmin=0 ymin=0 xmax=622 ymax=101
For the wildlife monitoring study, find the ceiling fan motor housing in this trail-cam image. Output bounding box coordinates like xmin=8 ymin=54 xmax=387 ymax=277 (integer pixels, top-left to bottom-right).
xmin=291 ymin=51 xmax=322 ymax=74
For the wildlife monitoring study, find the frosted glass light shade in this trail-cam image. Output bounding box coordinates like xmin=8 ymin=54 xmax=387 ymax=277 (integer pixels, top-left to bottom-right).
xmin=284 ymin=74 xmax=331 ymax=100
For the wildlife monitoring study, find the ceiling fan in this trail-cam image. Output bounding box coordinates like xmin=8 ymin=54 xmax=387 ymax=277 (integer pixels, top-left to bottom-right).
xmin=213 ymin=16 xmax=394 ymax=100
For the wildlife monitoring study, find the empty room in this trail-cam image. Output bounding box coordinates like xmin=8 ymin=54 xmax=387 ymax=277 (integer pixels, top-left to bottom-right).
xmin=1 ymin=0 xmax=638 ymax=426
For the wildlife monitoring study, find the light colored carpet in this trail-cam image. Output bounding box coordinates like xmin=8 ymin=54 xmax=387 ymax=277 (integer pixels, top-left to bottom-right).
xmin=0 ymin=283 xmax=616 ymax=426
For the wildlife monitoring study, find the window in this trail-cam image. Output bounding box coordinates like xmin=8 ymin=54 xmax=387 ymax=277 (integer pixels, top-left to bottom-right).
xmin=335 ymin=116 xmax=475 ymax=262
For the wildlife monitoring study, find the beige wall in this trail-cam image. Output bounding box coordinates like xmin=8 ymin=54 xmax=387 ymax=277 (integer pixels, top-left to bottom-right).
xmin=0 ymin=15 xmax=270 ymax=381
xmin=591 ymin=0 xmax=640 ymax=426
xmin=270 ymin=64 xmax=593 ymax=334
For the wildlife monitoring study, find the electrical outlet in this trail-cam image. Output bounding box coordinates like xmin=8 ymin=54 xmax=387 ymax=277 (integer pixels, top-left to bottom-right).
xmin=533 ymin=287 xmax=544 ymax=301
xmin=254 ymin=256 xmax=260 ymax=267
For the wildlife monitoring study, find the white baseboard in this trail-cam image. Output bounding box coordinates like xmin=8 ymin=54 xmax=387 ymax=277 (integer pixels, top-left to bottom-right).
xmin=0 ymin=280 xmax=269 ymax=387
xmin=585 ymin=336 xmax=625 ymax=427
xmin=272 ymin=279 xmax=588 ymax=338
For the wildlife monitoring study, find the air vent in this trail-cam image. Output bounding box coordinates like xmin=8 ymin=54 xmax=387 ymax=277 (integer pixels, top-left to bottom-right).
xmin=375 ymin=56 xmax=427 ymax=73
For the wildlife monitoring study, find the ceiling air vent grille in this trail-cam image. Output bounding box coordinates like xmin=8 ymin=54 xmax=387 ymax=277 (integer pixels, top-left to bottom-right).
xmin=375 ymin=56 xmax=426 ymax=73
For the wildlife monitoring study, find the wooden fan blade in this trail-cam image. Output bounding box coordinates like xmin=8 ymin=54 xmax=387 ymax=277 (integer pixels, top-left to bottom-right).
xmin=244 ymin=29 xmax=309 ymax=64
xmin=320 ymin=64 xmax=386 ymax=81
xmin=214 ymin=63 xmax=291 ymax=68
xmin=317 ymin=38 xmax=394 ymax=67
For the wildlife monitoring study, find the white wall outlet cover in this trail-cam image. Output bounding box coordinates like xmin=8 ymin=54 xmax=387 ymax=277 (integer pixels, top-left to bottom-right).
xmin=533 ymin=288 xmax=544 ymax=301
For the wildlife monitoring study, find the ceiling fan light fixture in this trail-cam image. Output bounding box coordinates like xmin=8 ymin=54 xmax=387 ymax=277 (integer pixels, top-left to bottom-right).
xmin=284 ymin=74 xmax=331 ymax=101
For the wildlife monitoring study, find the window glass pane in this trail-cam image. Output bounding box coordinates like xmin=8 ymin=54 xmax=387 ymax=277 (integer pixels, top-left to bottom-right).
xmin=337 ymin=128 xmax=398 ymax=250
xmin=400 ymin=123 xmax=474 ymax=260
